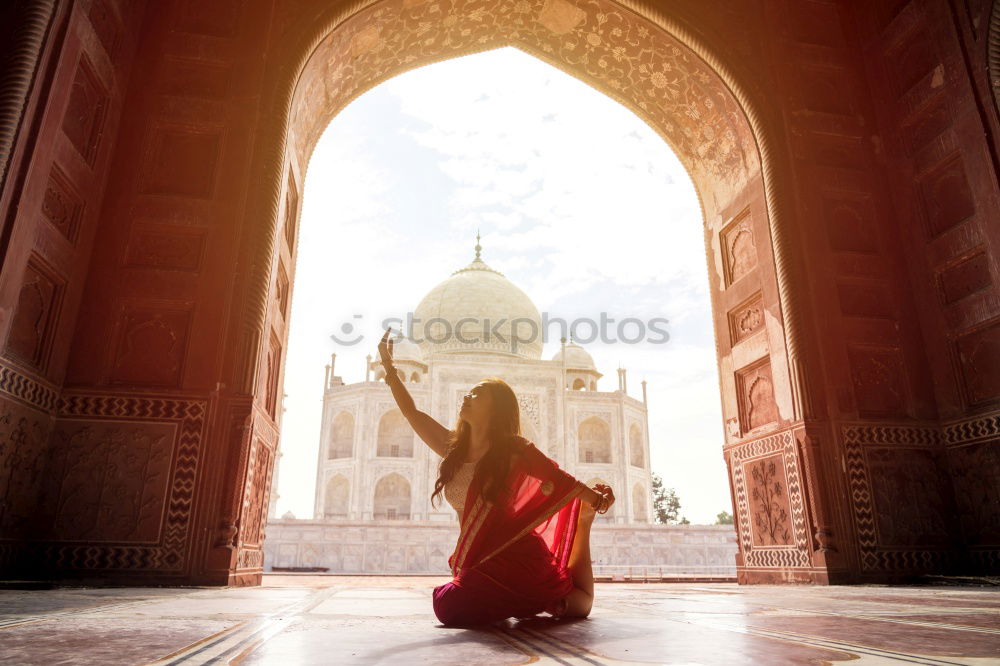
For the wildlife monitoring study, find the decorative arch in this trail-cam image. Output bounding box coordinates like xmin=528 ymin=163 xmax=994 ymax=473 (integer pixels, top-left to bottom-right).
xmin=328 ymin=411 xmax=354 ymax=459
xmin=248 ymin=0 xmax=811 ymax=427
xmin=377 ymin=409 xmax=413 ymax=457
xmin=324 ymin=474 xmax=349 ymax=518
xmin=632 ymin=482 xmax=647 ymax=523
xmin=373 ymin=473 xmax=411 ymax=520
xmin=572 ymin=378 xmax=585 ymax=391
xmin=239 ymin=0 xmax=815 ymax=584
xmin=579 ymin=416 xmax=611 ymax=464
xmin=629 ymin=422 xmax=644 ymax=468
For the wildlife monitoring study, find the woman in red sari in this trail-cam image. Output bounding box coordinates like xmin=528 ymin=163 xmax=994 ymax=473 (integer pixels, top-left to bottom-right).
xmin=378 ymin=329 xmax=615 ymax=627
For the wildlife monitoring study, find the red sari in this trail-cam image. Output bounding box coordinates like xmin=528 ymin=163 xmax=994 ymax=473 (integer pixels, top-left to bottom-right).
xmin=432 ymin=438 xmax=586 ymax=627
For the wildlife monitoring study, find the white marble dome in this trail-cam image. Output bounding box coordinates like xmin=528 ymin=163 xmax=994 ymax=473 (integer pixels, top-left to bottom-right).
xmin=412 ymin=248 xmax=543 ymax=359
xmin=552 ymin=341 xmax=597 ymax=370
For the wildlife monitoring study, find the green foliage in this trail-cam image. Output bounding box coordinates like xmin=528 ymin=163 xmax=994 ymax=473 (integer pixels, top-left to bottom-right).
xmin=651 ymin=473 xmax=682 ymax=524
xmin=715 ymin=510 xmax=733 ymax=525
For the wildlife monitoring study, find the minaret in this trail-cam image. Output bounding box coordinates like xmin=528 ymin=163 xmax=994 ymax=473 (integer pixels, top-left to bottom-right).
xmin=641 ymin=378 xmax=647 ymax=405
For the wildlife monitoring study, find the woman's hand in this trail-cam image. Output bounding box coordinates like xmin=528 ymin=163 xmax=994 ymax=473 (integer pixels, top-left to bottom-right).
xmin=378 ymin=327 xmax=395 ymax=372
xmin=593 ymin=483 xmax=615 ymax=514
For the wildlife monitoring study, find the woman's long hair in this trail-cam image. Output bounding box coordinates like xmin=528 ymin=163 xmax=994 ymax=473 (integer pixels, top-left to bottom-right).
xmin=431 ymin=377 xmax=523 ymax=508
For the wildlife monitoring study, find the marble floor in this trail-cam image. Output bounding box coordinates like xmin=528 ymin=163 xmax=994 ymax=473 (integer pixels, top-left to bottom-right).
xmin=0 ymin=575 xmax=998 ymax=665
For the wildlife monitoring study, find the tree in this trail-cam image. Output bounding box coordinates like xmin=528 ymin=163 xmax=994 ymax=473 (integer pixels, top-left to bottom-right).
xmin=716 ymin=510 xmax=733 ymax=525
xmin=651 ymin=473 xmax=681 ymax=524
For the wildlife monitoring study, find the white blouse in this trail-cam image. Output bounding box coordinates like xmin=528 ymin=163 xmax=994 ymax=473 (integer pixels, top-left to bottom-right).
xmin=444 ymin=461 xmax=477 ymax=513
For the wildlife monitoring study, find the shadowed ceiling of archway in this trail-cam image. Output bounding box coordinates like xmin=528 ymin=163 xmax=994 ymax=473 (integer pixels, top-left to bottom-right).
xmin=290 ymin=0 xmax=760 ymax=207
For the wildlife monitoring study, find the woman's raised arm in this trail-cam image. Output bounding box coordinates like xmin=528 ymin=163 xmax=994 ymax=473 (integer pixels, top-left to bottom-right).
xmin=378 ymin=328 xmax=450 ymax=457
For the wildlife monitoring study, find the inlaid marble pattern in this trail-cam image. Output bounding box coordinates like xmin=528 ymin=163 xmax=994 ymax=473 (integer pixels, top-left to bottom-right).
xmin=0 ymin=577 xmax=997 ymax=664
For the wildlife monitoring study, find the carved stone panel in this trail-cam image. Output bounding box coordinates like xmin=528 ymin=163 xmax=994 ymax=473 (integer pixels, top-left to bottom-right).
xmin=837 ymin=281 xmax=894 ymax=319
xmin=109 ymin=306 xmax=191 ymax=387
xmin=61 ymin=55 xmax=108 ymax=166
xmin=175 ymin=0 xmax=242 ymax=37
xmin=885 ymin=25 xmax=937 ymax=98
xmin=139 ymin=126 xmax=222 ymax=199
xmin=721 ymin=209 xmax=757 ymax=286
xmin=283 ymin=170 xmax=298 ymax=250
xmin=956 ymin=320 xmax=1000 ymax=406
xmin=938 ymin=251 xmax=992 ymax=305
xmin=949 ymin=441 xmax=1000 ymax=546
xmin=41 ymin=166 xmax=83 ymax=245
xmin=848 ymin=345 xmax=907 ymax=417
xmin=729 ymin=292 xmax=764 ymax=345
xmin=44 ymin=420 xmax=176 ymax=542
xmin=264 ymin=331 xmax=282 ymax=418
xmin=0 ymin=398 xmax=51 ymax=537
xmin=538 ymin=0 xmax=586 ymax=35
xmin=275 ymin=261 xmax=289 ymax=319
xmin=824 ymin=192 xmax=879 ymax=254
xmin=124 ymin=223 xmax=206 ymax=272
xmin=919 ymin=155 xmax=975 ymax=238
xmin=87 ymin=0 xmax=121 ymax=59
xmin=745 ymin=454 xmax=794 ymax=546
xmin=160 ymin=57 xmax=231 ymax=100
xmin=736 ymin=359 xmax=778 ymax=434
xmin=240 ymin=437 xmax=274 ymax=549
xmin=866 ymin=447 xmax=950 ymax=547
xmin=4 ymin=258 xmax=63 ymax=371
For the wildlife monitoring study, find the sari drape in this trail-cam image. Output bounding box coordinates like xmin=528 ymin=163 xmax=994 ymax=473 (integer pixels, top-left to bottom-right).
xmin=433 ymin=438 xmax=586 ymax=627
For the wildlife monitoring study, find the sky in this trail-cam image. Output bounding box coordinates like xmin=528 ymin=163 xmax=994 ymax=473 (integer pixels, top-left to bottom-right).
xmin=275 ymin=47 xmax=731 ymax=525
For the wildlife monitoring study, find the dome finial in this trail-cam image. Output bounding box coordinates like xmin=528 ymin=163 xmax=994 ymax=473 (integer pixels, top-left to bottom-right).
xmin=474 ymin=229 xmax=482 ymax=261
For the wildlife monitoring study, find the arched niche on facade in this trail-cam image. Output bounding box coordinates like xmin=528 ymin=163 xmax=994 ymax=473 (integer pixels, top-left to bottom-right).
xmin=579 ymin=417 xmax=611 ymax=464
xmin=328 ymin=411 xmax=354 ymax=459
xmin=376 ymin=409 xmax=413 ymax=457
xmin=373 ymin=473 xmax=411 ymax=520
xmin=572 ymin=378 xmax=585 ymax=390
xmin=324 ymin=474 xmax=349 ymax=518
xmin=632 ymin=482 xmax=647 ymax=522
xmin=629 ymin=423 xmax=644 ymax=468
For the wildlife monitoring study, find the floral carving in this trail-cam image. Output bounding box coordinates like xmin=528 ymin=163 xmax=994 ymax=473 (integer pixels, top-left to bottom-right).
xmin=44 ymin=422 xmax=175 ymax=542
xmin=748 ymin=456 xmax=791 ymax=546
xmin=291 ymin=0 xmax=756 ymax=205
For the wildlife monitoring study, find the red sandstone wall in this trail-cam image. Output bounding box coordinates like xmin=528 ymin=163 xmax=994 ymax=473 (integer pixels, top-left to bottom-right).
xmin=0 ymin=0 xmax=148 ymax=572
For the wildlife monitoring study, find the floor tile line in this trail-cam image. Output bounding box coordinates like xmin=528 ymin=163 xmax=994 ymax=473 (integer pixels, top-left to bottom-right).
xmin=148 ymin=588 xmax=336 ymax=665
xmin=0 ymin=598 xmax=154 ymax=629
xmin=141 ymin=622 xmax=249 ymax=666
xmin=777 ymin=606 xmax=1000 ymax=636
xmin=677 ymin=617 xmax=969 ymax=666
xmin=488 ymin=626 xmax=543 ymax=665
xmin=517 ymin=627 xmax=615 ymax=666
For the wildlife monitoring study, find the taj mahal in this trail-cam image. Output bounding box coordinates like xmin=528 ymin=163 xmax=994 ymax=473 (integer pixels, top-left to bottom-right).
xmin=264 ymin=241 xmax=737 ymax=575
xmin=314 ymin=239 xmax=654 ymax=525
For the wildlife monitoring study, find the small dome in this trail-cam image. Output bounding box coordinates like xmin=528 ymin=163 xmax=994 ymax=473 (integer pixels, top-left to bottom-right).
xmin=389 ymin=336 xmax=423 ymax=363
xmin=552 ymin=341 xmax=596 ymax=370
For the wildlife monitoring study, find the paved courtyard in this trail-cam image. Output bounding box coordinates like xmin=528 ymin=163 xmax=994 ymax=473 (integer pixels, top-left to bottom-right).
xmin=0 ymin=575 xmax=998 ymax=664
